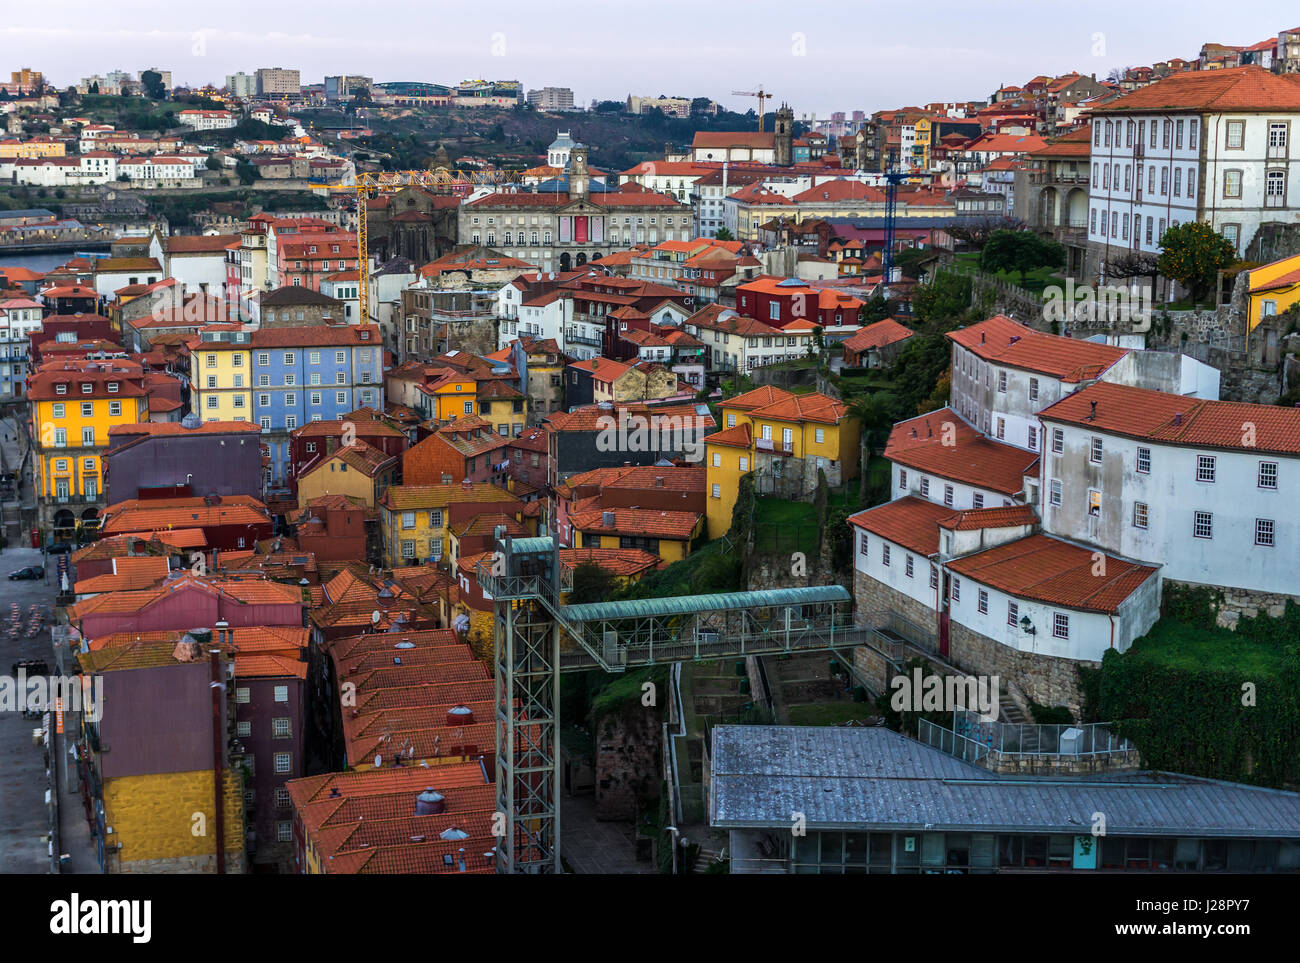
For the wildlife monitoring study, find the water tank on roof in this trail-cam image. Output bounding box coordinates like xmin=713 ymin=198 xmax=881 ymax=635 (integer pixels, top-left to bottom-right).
xmin=181 ymin=413 xmax=202 ymax=430
xmin=446 ymin=705 xmax=474 ymax=727
xmin=415 ymin=787 xmax=446 ymax=815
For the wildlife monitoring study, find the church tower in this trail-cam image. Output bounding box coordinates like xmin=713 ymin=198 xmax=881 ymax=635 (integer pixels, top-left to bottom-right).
xmin=568 ymin=146 xmax=590 ymax=200
xmin=774 ymin=104 xmax=794 ymax=166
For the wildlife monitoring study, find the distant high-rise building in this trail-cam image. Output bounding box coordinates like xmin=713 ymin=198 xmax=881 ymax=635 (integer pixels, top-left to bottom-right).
xmin=255 ymin=67 xmax=301 ymax=97
xmin=325 ymin=75 xmax=373 ymax=102
xmin=9 ymin=67 xmax=42 ymax=90
xmin=225 ymin=72 xmax=256 ymax=98
xmin=527 ymin=86 xmax=576 ymax=111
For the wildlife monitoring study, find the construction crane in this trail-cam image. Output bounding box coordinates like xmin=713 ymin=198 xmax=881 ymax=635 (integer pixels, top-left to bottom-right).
xmin=881 ymin=150 xmax=909 ymax=299
xmin=310 ymin=168 xmax=518 ymax=323
xmin=731 ymin=88 xmax=772 ymax=131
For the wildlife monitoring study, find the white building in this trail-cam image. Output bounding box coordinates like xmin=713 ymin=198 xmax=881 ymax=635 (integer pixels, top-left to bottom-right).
xmin=177 ymin=110 xmax=237 ymax=131
xmin=118 ymin=155 xmax=197 ymax=186
xmin=1038 ymin=380 xmax=1299 ymax=599
xmin=1086 ymin=65 xmax=1300 ymax=276
xmin=12 ymin=152 xmax=117 ymax=186
xmin=226 ymin=72 xmax=257 ymax=99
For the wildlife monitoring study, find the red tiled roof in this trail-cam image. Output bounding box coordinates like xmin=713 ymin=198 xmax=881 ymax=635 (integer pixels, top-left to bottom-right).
xmin=847 ymin=496 xmax=952 ymax=557
xmin=884 ymin=409 xmax=1039 ymax=496
xmin=842 ymin=318 xmax=914 ymax=354
xmin=569 ymin=507 xmax=703 ymax=540
xmin=704 ymin=422 xmax=753 ymax=449
xmin=947 ymin=315 xmax=1127 ymax=382
xmin=1037 ymin=381 xmax=1300 ymax=456
xmin=1089 ymin=66 xmax=1300 ymax=112
xmin=944 ymin=534 xmax=1159 ymax=614
xmin=938 ymin=504 xmax=1038 ymax=531
xmin=749 ymin=392 xmax=850 ymax=426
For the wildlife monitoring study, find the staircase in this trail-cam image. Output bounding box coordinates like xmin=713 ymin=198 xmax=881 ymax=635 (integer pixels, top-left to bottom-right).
xmin=694 ymin=846 xmax=725 ymax=873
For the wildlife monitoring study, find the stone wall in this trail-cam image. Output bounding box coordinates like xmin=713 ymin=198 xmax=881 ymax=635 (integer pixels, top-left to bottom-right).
xmin=594 ymin=700 xmax=663 ymax=821
xmin=1163 ymin=579 xmax=1300 ymax=630
xmin=947 ymin=620 xmax=1093 ymax=716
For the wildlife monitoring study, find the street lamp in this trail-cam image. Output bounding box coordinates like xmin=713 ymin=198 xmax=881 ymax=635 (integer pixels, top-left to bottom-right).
xmin=1019 ymin=615 xmax=1036 ymax=635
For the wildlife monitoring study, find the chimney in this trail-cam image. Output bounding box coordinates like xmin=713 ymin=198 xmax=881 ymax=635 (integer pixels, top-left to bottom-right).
xmin=215 ymin=619 xmax=230 ymax=647
xmin=1088 ymin=401 xmax=1097 ymax=421
xmin=980 ymin=331 xmax=986 ymax=344
xmin=655 ymin=476 xmax=664 ymax=488
xmin=462 ymin=477 xmax=472 ymax=490
xmin=1173 ymin=412 xmax=1183 ymax=425
xmin=1009 ymin=335 xmax=1020 ymax=344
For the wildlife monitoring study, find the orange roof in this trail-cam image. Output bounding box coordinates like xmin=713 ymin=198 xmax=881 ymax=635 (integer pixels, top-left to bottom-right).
xmin=884 ymin=409 xmax=1039 ymax=496
xmin=723 ymin=384 xmax=795 ymax=412
xmin=947 ymin=315 xmax=1127 ymax=382
xmin=100 ymin=495 xmax=271 ymax=535
xmin=944 ymin=534 xmax=1158 ymax=614
xmin=1090 ymin=65 xmax=1300 ymax=113
xmin=848 ymin=496 xmax=952 ymax=557
xmin=569 ymin=507 xmax=703 ymax=541
xmin=842 ymin=318 xmax=914 ymax=353
xmin=938 ymin=504 xmax=1038 ymax=531
xmin=1037 ymin=381 xmax=1300 ymax=456
xmin=748 ymin=391 xmax=850 ymax=426
xmin=705 ymin=422 xmax=753 ymax=449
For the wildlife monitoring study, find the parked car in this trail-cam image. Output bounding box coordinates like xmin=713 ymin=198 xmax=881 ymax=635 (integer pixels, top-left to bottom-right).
xmin=46 ymin=543 xmax=74 ymax=555
xmin=7 ymin=566 xmax=43 ymax=580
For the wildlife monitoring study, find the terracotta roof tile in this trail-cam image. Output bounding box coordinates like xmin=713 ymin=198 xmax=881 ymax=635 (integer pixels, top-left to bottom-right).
xmin=884 ymin=409 xmax=1039 ymax=496
xmin=947 ymin=315 xmax=1127 ymax=382
xmin=848 ymin=496 xmax=952 ymax=557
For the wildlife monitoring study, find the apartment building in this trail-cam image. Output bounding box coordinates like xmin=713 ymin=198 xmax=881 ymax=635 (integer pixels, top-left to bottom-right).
xmin=1086 ymin=66 xmax=1300 ymax=279
xmin=256 ymin=67 xmax=301 ymax=97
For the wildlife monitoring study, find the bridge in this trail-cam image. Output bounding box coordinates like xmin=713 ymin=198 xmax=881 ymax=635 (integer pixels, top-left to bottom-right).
xmin=475 ymin=535 xmax=873 ymax=874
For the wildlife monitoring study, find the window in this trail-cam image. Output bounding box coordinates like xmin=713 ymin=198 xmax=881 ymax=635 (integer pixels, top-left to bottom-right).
xmin=1196 ymin=455 xmax=1215 ymax=483
xmin=235 ymin=687 xmax=250 ymax=704
xmin=899 ymin=470 xmax=907 ymax=488
xmin=951 ymin=578 xmax=960 ymax=602
xmin=109 ymin=401 xmax=121 ymax=416
xmin=1258 ymin=461 xmax=1278 ymax=489
xmin=1133 ymin=502 xmax=1148 ymax=529
xmin=52 ymin=403 xmax=65 ymax=418
xmin=815 ymin=428 xmax=825 ymax=444
xmin=401 ymin=540 xmax=415 ymax=558
xmin=997 ymin=370 xmax=1006 ymax=393
xmin=1225 ymin=120 xmax=1244 ymax=149
xmin=274 ymin=752 xmax=292 ymax=774
xmin=905 ymin=555 xmax=914 ymax=578
xmin=859 ymin=532 xmax=869 ymax=556
xmin=881 ymin=544 xmax=891 ymax=567
xmin=285 ymin=416 xmax=297 ymax=430
xmin=1029 ymin=378 xmax=1039 ymax=402
xmin=711 ymin=483 xmax=721 ymax=498
xmin=977 ymin=589 xmax=988 ymax=615
xmin=943 ymin=484 xmax=954 ymax=507
xmin=920 ymin=477 xmax=930 ymax=497
xmin=1193 ymin=511 xmax=1213 ymax=539
xmin=739 ymin=456 xmax=749 ymax=471
xmin=1136 ymin=447 xmax=1151 ymax=473
xmin=401 ymin=511 xmax=416 ymax=529
xmin=929 ymin=565 xmax=938 ymax=589
xmin=272 ymin=718 xmax=291 ymax=739
xmin=1266 ymin=171 xmax=1287 ymax=208
xmin=1027 ymin=426 xmax=1038 ymax=452
xmin=1051 ymin=428 xmax=1063 ymax=454
xmin=258 ymin=393 xmax=270 ymax=407
xmin=206 ymin=354 xmax=217 ymax=368
xmin=1087 ymin=489 xmax=1101 ymax=516
xmin=712 ymin=452 xmax=721 ymax=467
xmin=1255 ymin=518 xmax=1275 ymax=547
xmin=996 ymin=418 xmax=1005 ymax=440
xmin=1052 ymin=613 xmax=1069 ymax=639
xmin=274 ymin=788 xmax=290 ymax=810
xmin=80 ymin=402 xmax=93 ymax=417
xmin=973 ymin=493 xmax=983 ymax=509
xmin=1089 ymin=437 xmax=1102 ymax=464
xmin=1007 ymin=601 xmax=1019 ymax=627
xmin=1223 ymin=170 xmax=1242 ymax=198
xmin=1049 ymin=479 xmax=1062 ymax=506
xmin=236 ymin=721 xmax=251 ymax=737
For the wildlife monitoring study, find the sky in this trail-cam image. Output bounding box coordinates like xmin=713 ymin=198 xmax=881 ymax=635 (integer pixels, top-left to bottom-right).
xmin=5 ymin=1 xmax=1292 ymax=116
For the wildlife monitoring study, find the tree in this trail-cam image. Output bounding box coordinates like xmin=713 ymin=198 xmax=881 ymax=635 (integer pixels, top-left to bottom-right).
xmin=205 ymin=155 xmax=222 ymax=171
xmin=594 ymin=100 xmax=623 ymax=113
xmin=690 ymin=97 xmax=713 ymax=115
xmin=141 ymin=70 xmax=166 ymax=99
xmin=1157 ymin=221 xmax=1236 ymax=305
xmin=569 ymin=562 xmax=618 ymax=605
xmin=947 ymin=215 xmax=1026 ymax=252
xmin=893 ymin=246 xmax=934 ymax=280
xmin=90 ymin=81 xmax=99 ymax=94
xmin=859 ymin=293 xmax=891 ymax=325
xmin=912 ymin=271 xmax=972 ymax=323
xmin=980 ymin=229 xmax=1065 ymax=286
xmin=713 ymin=226 xmax=734 ymax=241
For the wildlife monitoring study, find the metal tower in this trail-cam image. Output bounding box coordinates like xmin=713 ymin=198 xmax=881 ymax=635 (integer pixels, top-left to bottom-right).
xmin=881 ymin=149 xmax=909 ymax=298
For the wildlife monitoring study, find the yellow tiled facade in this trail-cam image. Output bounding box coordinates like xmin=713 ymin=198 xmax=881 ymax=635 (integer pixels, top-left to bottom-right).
xmin=103 ymin=769 xmax=245 ymax=873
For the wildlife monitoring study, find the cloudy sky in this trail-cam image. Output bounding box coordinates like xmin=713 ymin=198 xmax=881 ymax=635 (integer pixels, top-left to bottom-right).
xmin=6 ymin=1 xmax=1289 ymax=115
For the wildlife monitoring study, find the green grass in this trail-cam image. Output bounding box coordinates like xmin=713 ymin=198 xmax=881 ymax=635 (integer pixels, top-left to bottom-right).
xmin=1121 ymin=618 xmax=1287 ymax=677
xmin=753 ymin=498 xmax=818 ymax=555
xmin=951 ymin=252 xmax=1060 ymax=296
xmin=788 ymin=702 xmax=877 ymax=726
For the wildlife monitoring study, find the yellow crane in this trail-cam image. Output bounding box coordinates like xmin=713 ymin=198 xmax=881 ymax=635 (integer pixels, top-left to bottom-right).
xmin=732 ymin=88 xmax=773 ymax=131
xmin=310 ymin=168 xmax=518 ymax=322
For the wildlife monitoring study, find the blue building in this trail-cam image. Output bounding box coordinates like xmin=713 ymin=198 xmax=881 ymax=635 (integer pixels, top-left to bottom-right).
xmin=249 ymin=324 xmax=385 ymax=488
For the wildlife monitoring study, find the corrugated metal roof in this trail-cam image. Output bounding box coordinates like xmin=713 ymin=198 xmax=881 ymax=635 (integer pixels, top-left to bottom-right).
xmin=506 ymin=536 xmax=555 ymax=554
xmin=710 ymin=726 xmax=1300 ymax=838
xmin=561 ymin=585 xmax=851 ymax=622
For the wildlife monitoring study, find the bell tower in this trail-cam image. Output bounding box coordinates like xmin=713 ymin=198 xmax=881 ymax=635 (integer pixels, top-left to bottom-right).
xmin=568 ymin=146 xmax=590 ymax=200
xmin=774 ymin=103 xmax=794 ymax=166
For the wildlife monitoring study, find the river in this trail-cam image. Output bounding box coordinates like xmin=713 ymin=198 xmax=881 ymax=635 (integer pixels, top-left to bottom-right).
xmin=0 ymin=251 xmax=99 ymax=275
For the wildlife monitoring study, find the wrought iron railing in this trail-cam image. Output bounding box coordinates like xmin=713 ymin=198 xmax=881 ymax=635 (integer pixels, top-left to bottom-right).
xmin=919 ymin=712 xmax=1138 ymax=768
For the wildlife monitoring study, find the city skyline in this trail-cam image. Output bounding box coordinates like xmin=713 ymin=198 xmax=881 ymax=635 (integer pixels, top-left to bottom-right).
xmin=5 ymin=0 xmax=1290 ymax=115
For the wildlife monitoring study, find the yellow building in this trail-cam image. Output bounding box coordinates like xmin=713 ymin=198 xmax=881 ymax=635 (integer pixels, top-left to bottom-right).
xmin=0 ymin=138 xmax=66 ymax=159
xmin=912 ymin=117 xmax=932 ymax=169
xmin=1247 ymin=253 xmax=1300 ymax=334
xmin=475 ymin=380 xmax=528 ymax=436
xmin=295 ymin=441 xmax=398 ymax=509
xmin=189 ymin=328 xmax=253 ymax=422
xmin=416 ymin=370 xmax=478 ymax=422
xmin=568 ymin=506 xmax=704 ymax=564
xmin=378 ymin=482 xmax=523 ymax=568
xmin=28 ymin=359 xmax=150 ymax=538
xmin=705 ymin=385 xmax=861 ymax=539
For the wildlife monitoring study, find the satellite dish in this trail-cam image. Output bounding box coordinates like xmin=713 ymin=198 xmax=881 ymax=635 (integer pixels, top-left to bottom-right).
xmin=371 ymin=610 xmax=381 ymax=625
xmin=374 ymin=754 xmax=382 ymax=768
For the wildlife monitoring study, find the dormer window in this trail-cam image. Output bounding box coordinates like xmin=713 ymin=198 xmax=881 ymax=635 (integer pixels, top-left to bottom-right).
xmin=81 ymin=383 xmax=92 ymax=393
xmin=107 ymin=382 xmax=119 ymax=393
xmin=55 ymin=384 xmax=67 ymax=395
